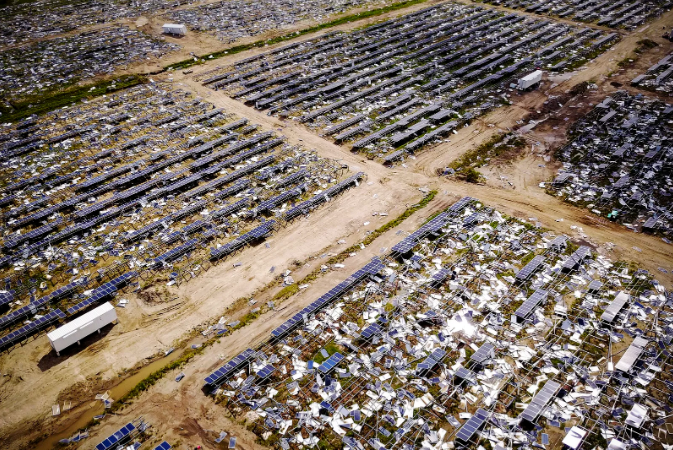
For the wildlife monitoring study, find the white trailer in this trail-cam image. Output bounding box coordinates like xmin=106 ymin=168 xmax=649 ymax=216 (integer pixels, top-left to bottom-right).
xmin=517 ymin=70 xmax=543 ymax=90
xmin=162 ymin=23 xmax=187 ymax=36
xmin=47 ymin=302 xmax=117 ymax=355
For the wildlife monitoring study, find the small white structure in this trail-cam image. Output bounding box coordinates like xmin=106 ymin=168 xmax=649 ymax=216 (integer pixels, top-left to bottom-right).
xmin=517 ymin=70 xmax=543 ymax=90
xmin=47 ymin=302 xmax=117 ymax=355
xmin=562 ymin=426 xmax=587 ymax=449
xmin=162 ymin=23 xmax=187 ymax=36
xmin=625 ymin=403 xmax=648 ymax=428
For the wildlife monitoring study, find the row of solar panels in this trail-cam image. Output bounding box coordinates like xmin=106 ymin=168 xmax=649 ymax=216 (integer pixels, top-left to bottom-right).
xmin=210 ymin=221 xmax=276 ymax=260
xmin=270 ymin=258 xmax=385 ymax=339
xmin=204 ymin=348 xmax=257 ymax=386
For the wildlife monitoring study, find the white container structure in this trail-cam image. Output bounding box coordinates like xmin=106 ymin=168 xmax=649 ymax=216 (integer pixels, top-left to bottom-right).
xmin=162 ymin=24 xmax=187 ymax=36
xmin=517 ymin=70 xmax=543 ymax=90
xmin=47 ymin=302 xmax=117 ymax=355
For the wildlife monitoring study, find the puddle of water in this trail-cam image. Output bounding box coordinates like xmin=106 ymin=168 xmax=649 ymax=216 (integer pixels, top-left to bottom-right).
xmin=34 ymin=349 xmax=183 ymax=450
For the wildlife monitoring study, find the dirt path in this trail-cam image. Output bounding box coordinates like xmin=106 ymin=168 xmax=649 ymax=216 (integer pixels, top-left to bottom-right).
xmin=5 ymin=4 xmax=673 ymax=450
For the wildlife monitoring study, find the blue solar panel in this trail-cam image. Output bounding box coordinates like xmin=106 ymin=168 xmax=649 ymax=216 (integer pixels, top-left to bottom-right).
xmin=204 ymin=348 xmax=256 ymax=385
xmin=318 ymin=352 xmax=344 ymax=373
xmin=153 ymin=441 xmax=172 ymax=450
xmin=256 ymin=364 xmax=275 ymax=378
xmin=456 ymin=408 xmax=489 ymax=442
xmin=360 ymin=323 xmax=382 ymax=340
xmin=0 ymin=309 xmax=64 ymax=351
xmin=95 ymin=422 xmax=136 ymax=450
xmin=210 ymin=222 xmax=275 ymax=260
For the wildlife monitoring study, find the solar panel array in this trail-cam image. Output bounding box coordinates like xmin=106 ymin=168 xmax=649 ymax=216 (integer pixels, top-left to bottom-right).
xmin=153 ymin=238 xmax=199 ymax=268
xmin=95 ymin=422 xmax=137 ymax=450
xmin=514 ymin=289 xmax=548 ymax=320
xmin=391 ymin=212 xmax=451 ymax=254
xmin=561 ymin=246 xmax=592 ymax=271
xmin=210 ymin=221 xmax=276 ymax=260
xmin=0 ymin=291 xmax=15 ymax=308
xmin=0 ymin=309 xmax=65 ymax=351
xmin=615 ymin=336 xmax=648 ymax=372
xmin=256 ymin=364 xmax=276 ymax=378
xmin=270 ymin=258 xmax=384 ymax=338
xmin=211 ymin=198 xmax=251 ymax=221
xmin=204 ymin=348 xmax=256 ymax=385
xmin=318 ymin=352 xmax=344 ymax=373
xmin=67 ymin=283 xmax=117 ymax=315
xmin=360 ymin=323 xmax=382 ymax=340
xmin=470 ymin=342 xmax=495 ymax=364
xmin=0 ymin=280 xmax=83 ymax=329
xmin=601 ymin=291 xmax=630 ymax=323
xmin=456 ymin=408 xmax=490 ymax=442
xmin=284 ymin=172 xmax=364 ymax=220
xmin=519 ymin=380 xmax=561 ymax=422
xmin=417 ymin=347 xmax=447 ymax=372
xmin=515 ymin=255 xmax=546 ymax=281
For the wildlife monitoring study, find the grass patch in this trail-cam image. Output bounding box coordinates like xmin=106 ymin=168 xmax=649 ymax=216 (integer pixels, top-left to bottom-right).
xmin=111 ymin=344 xmax=206 ymax=412
xmin=165 ymin=0 xmax=430 ymax=71
xmin=444 ymin=132 xmax=526 ymax=182
xmin=0 ymin=75 xmax=146 ymax=123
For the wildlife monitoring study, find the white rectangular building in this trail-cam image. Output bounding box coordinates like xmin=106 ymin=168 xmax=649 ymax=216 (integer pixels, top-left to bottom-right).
xmin=517 ymin=70 xmax=543 ymax=90
xmin=47 ymin=302 xmax=117 ymax=355
xmin=162 ymin=24 xmax=187 ymax=36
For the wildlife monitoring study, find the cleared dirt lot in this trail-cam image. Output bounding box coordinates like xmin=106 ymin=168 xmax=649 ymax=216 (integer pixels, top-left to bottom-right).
xmin=3 ymin=3 xmax=673 ymax=450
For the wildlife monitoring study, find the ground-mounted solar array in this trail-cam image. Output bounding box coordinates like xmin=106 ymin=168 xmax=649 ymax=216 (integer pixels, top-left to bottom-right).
xmin=0 ymin=26 xmax=179 ymax=100
xmin=631 ymin=50 xmax=673 ymax=93
xmin=201 ymin=3 xmax=617 ymax=163
xmin=0 ymin=82 xmax=366 ymax=353
xmin=165 ymin=0 xmax=385 ymax=44
xmin=548 ymin=91 xmax=673 ymax=240
xmin=202 ymin=197 xmax=672 ymax=450
xmin=0 ymin=0 xmax=197 ymax=46
xmin=478 ymin=0 xmax=669 ymax=29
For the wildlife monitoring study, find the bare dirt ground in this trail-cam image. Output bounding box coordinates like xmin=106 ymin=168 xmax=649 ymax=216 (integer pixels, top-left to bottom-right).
xmin=4 ymin=3 xmax=673 ymax=450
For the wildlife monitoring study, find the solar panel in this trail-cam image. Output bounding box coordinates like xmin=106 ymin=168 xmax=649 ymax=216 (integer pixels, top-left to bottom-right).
xmin=95 ymin=422 xmax=136 ymax=450
xmin=615 ymin=336 xmax=648 ymax=372
xmin=318 ymin=352 xmax=344 ymax=373
xmin=516 ymin=255 xmax=546 ymax=281
xmin=470 ymin=342 xmax=495 ymax=364
xmin=0 ymin=309 xmax=64 ymax=351
xmin=204 ymin=348 xmax=256 ymax=385
xmin=153 ymin=441 xmax=172 ymax=450
xmin=562 ymin=246 xmax=592 ymax=271
xmin=360 ymin=323 xmax=382 ymax=340
xmin=519 ymin=380 xmax=560 ymax=422
xmin=514 ymin=289 xmax=548 ymax=320
xmin=0 ymin=291 xmax=15 ymax=308
xmin=601 ymin=291 xmax=630 ymax=323
xmin=456 ymin=408 xmax=489 ymax=442
xmin=256 ymin=364 xmax=276 ymax=378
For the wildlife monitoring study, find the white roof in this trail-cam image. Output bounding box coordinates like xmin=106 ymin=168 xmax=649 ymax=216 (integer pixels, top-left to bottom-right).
xmin=562 ymin=427 xmax=587 ymax=449
xmin=625 ymin=403 xmax=648 ymax=428
xmin=47 ymin=302 xmax=114 ymax=341
xmin=521 ymin=70 xmax=543 ymax=81
xmin=163 ymin=23 xmax=186 ymax=28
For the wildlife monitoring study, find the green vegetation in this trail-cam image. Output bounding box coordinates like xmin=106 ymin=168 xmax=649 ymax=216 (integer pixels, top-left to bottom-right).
xmin=164 ymin=0 xmax=430 ymax=71
xmin=446 ymin=132 xmax=526 ymax=183
xmin=111 ymin=344 xmax=207 ymax=412
xmin=0 ymin=75 xmax=146 ymax=123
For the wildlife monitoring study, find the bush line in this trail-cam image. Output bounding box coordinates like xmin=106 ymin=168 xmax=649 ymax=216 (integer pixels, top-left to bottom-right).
xmin=164 ymin=0 xmax=430 ymax=71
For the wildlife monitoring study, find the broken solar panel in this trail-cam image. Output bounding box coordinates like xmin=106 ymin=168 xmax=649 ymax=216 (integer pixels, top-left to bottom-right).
xmin=615 ymin=336 xmax=648 ymax=372
xmin=456 ymin=408 xmax=489 ymax=443
xmin=417 ymin=348 xmax=446 ymax=372
xmin=470 ymin=342 xmax=495 ymax=364
xmin=205 ymin=348 xmax=256 ymax=385
xmin=95 ymin=422 xmax=136 ymax=450
xmin=514 ymin=289 xmax=548 ymax=320
xmin=601 ymin=291 xmax=630 ymax=323
xmin=519 ymin=380 xmax=561 ymax=422
xmin=515 ymin=255 xmax=545 ymax=281
xmin=562 ymin=246 xmax=592 ymax=271
xmin=360 ymin=323 xmax=382 ymax=340
xmin=318 ymin=352 xmax=344 ymax=373
xmin=256 ymin=364 xmax=275 ymax=378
